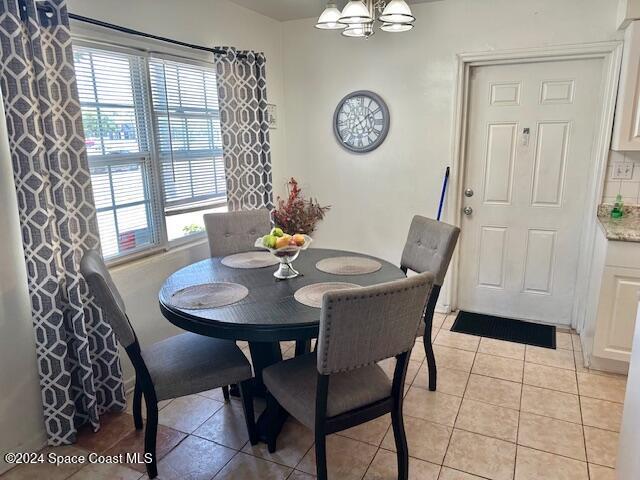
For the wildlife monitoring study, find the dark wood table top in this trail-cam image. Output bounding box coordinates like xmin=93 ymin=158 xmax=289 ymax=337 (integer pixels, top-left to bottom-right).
xmin=159 ymin=248 xmax=405 ymax=342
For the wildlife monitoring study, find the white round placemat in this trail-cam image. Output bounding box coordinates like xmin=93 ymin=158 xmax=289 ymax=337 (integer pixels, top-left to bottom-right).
xmin=221 ymin=251 xmax=280 ymax=269
xmin=294 ymin=282 xmax=360 ymax=308
xmin=315 ymin=256 xmax=382 ymax=275
xmin=169 ymin=283 xmax=249 ymax=310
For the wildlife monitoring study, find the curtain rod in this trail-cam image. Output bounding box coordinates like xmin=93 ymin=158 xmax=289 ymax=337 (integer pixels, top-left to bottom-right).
xmin=67 ymin=13 xmax=247 ymax=59
xmin=30 ymin=1 xmax=247 ymax=60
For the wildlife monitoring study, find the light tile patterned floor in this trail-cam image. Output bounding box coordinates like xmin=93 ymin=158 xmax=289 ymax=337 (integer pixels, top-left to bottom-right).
xmin=1 ymin=314 xmax=627 ymax=480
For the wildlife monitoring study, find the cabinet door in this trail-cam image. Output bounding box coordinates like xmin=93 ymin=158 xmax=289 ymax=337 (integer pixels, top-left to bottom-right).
xmin=612 ymin=21 xmax=640 ymax=151
xmin=593 ymin=266 xmax=640 ymax=361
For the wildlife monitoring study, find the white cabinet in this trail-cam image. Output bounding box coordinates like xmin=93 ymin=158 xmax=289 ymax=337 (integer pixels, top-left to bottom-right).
xmin=616 ymin=300 xmax=640 ymax=479
xmin=592 ymin=238 xmax=640 ymax=364
xmin=612 ymin=21 xmax=640 ymax=151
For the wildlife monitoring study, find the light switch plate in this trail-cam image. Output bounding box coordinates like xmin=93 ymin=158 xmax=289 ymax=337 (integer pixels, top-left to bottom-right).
xmin=611 ymin=162 xmax=634 ymax=180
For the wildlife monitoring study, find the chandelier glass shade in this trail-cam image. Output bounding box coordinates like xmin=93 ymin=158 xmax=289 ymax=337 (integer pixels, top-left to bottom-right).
xmin=339 ymin=1 xmax=374 ymax=24
xmin=316 ymin=1 xmax=416 ymax=37
xmin=315 ymin=2 xmax=347 ymax=29
xmin=379 ymin=0 xmax=416 ymax=23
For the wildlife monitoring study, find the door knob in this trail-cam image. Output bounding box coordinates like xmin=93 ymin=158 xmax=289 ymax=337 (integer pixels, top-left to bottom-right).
xmin=464 ymin=188 xmax=474 ymax=197
xmin=463 ymin=206 xmax=473 ymax=216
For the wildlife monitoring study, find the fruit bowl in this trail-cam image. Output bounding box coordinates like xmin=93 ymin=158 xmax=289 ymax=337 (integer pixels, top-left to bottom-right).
xmin=254 ymin=233 xmax=312 ymax=279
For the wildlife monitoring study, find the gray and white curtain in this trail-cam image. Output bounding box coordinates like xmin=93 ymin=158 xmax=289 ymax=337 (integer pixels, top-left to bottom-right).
xmin=0 ymin=0 xmax=124 ymax=444
xmin=214 ymin=47 xmax=273 ymax=210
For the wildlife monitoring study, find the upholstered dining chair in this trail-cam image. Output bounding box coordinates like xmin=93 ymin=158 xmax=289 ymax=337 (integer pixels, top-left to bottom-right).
xmin=401 ymin=215 xmax=460 ymax=391
xmin=263 ymin=272 xmax=435 ymax=480
xmin=203 ymin=208 xmax=271 ymax=257
xmin=203 ymin=207 xmax=274 ymax=395
xmin=79 ymin=249 xmax=257 ymax=479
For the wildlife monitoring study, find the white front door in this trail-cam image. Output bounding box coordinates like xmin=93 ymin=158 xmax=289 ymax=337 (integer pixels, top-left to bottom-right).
xmin=458 ymin=58 xmax=603 ymax=324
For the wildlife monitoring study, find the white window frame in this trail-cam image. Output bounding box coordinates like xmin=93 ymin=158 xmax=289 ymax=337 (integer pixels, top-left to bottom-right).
xmin=72 ymin=38 xmax=227 ymax=265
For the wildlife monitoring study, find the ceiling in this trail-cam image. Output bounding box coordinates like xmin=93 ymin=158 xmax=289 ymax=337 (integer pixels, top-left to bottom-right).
xmin=228 ymin=0 xmax=440 ymax=22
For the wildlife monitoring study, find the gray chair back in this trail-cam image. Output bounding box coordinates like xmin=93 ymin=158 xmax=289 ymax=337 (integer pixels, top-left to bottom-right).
xmin=204 ymin=208 xmax=271 ymax=257
xmin=400 ymin=215 xmax=460 ymax=285
xmin=80 ymin=249 xmax=136 ymax=348
xmin=316 ymin=272 xmax=435 ymax=375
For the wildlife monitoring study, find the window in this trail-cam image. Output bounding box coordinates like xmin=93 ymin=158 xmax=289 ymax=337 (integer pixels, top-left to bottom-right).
xmin=149 ymin=58 xmax=226 ymax=240
xmin=73 ymin=43 xmax=227 ymax=260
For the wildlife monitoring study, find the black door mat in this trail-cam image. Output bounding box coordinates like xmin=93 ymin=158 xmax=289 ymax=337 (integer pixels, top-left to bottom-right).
xmin=451 ymin=311 xmax=556 ymax=349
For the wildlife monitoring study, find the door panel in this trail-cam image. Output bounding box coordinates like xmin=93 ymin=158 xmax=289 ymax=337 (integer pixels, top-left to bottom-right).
xmin=540 ymin=80 xmax=575 ymax=104
xmin=522 ymin=229 xmax=556 ymax=294
xmin=483 ymin=123 xmax=517 ymax=204
xmin=477 ymin=226 xmax=508 ymax=289
xmin=490 ymin=82 xmax=521 ymax=106
xmin=531 ymin=122 xmax=570 ymax=207
xmin=459 ymin=58 xmax=603 ymax=324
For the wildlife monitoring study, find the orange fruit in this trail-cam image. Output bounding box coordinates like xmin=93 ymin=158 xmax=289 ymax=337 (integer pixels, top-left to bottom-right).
xmin=293 ymin=234 xmax=305 ymax=246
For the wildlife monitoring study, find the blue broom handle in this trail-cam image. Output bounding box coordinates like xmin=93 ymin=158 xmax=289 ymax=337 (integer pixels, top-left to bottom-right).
xmin=437 ymin=167 xmax=450 ymax=221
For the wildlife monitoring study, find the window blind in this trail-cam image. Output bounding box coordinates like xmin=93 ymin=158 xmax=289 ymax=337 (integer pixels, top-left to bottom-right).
xmin=149 ymin=58 xmax=226 ymax=209
xmin=74 ymin=45 xmax=158 ymax=258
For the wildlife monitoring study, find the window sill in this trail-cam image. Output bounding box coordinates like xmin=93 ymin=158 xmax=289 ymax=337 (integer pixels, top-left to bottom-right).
xmin=106 ymin=234 xmax=208 ymax=270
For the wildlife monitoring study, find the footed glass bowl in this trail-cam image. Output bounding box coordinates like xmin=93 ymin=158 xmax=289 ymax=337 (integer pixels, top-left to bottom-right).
xmin=254 ymin=235 xmax=312 ymax=279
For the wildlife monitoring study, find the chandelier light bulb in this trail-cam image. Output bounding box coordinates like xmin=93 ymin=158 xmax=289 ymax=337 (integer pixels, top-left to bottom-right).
xmin=380 ymin=22 xmax=414 ymax=33
xmin=342 ymin=23 xmax=375 ymax=38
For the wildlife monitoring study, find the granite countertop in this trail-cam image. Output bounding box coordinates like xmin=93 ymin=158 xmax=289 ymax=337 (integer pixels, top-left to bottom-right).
xmin=597 ymin=205 xmax=640 ymax=242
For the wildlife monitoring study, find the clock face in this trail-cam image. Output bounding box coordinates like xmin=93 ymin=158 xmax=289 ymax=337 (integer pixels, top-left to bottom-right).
xmin=333 ymin=91 xmax=390 ymax=153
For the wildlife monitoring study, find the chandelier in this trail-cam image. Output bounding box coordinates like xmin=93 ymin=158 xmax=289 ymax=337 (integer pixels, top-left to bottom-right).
xmin=315 ymin=0 xmax=416 ymax=38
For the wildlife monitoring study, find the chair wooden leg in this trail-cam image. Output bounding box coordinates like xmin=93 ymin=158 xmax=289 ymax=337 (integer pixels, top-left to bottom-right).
xmin=222 ymin=385 xmax=230 ymax=402
xmin=315 ymin=431 xmax=328 ymax=480
xmin=422 ymin=286 xmax=440 ymax=391
xmin=266 ymin=391 xmax=279 ymax=453
xmin=423 ymin=334 xmax=437 ymax=391
xmin=144 ymin=395 xmax=158 ymax=479
xmin=133 ymin=379 xmax=143 ymax=430
xmin=239 ymin=380 xmax=258 ymax=445
xmin=391 ymin=403 xmax=409 ymax=480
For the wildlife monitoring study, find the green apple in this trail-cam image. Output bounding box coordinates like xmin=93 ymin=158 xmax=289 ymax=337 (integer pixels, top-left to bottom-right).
xmin=270 ymin=227 xmax=284 ymax=237
xmin=263 ymin=234 xmax=277 ymax=248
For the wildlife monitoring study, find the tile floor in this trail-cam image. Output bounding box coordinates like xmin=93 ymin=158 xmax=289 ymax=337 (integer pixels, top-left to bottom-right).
xmin=1 ymin=313 xmax=627 ymax=480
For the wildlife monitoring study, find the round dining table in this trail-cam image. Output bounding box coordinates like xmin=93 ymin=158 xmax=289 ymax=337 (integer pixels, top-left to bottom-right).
xmin=158 ymin=247 xmax=406 ymax=439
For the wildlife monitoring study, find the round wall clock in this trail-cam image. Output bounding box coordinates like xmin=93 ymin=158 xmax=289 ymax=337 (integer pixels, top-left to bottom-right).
xmin=333 ymin=90 xmax=390 ymax=153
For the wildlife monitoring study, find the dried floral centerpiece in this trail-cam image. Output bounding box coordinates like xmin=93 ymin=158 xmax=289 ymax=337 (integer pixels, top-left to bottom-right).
xmin=272 ymin=178 xmax=330 ymax=235
xmin=254 ymin=178 xmax=329 ymax=279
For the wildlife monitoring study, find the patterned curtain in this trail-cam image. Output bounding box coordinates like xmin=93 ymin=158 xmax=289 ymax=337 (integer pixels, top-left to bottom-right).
xmin=0 ymin=0 xmax=125 ymax=444
xmin=214 ymin=47 xmax=273 ymax=210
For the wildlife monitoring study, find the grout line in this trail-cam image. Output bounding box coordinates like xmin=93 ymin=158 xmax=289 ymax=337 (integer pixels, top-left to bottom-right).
xmin=438 ymin=465 xmax=493 ymax=479
xmin=360 ymin=445 xmax=380 ymax=480
xmin=513 ymin=360 xmax=524 ymax=480
xmin=576 ymin=355 xmax=592 ymax=480
xmin=210 ymin=448 xmax=242 ymax=479
xmin=515 ymin=443 xmax=591 ymax=465
xmin=439 ymin=344 xmax=476 ymax=473
xmin=291 ymin=440 xmax=314 ymax=473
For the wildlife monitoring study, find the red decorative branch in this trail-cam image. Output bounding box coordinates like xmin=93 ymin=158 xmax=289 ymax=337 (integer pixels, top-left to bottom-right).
xmin=272 ymin=178 xmax=330 ymax=235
